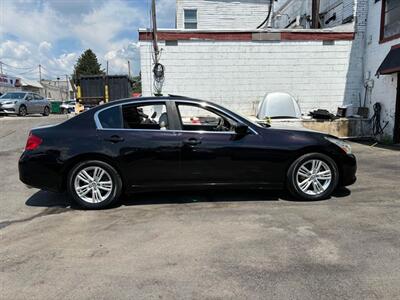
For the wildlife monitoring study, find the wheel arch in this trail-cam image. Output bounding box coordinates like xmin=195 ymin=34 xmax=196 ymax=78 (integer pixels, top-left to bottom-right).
xmin=284 ymin=146 xmax=342 ymax=184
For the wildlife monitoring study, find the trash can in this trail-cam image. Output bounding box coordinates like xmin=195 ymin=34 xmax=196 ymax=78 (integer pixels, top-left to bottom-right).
xmin=50 ymin=101 xmax=62 ymax=114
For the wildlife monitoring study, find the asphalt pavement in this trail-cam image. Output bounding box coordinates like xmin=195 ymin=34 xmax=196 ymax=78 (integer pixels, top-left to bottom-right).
xmin=1 ymin=114 xmax=400 ymax=299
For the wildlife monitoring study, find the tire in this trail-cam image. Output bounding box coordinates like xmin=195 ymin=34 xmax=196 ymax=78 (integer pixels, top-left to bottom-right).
xmin=18 ymin=105 xmax=27 ymax=117
xmin=67 ymin=160 xmax=122 ymax=209
xmin=286 ymin=153 xmax=339 ymax=201
xmin=42 ymin=106 xmax=50 ymax=116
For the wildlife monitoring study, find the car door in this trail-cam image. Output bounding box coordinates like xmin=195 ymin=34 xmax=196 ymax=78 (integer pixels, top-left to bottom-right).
xmin=95 ymin=101 xmax=182 ymax=189
xmin=24 ymin=93 xmax=35 ymax=113
xmin=33 ymin=94 xmax=44 ymax=113
xmin=173 ymin=101 xmax=273 ymax=186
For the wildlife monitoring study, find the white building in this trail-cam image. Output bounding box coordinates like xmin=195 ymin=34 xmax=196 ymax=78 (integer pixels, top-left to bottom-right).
xmin=363 ymin=0 xmax=399 ymax=143
xmin=176 ymin=0 xmax=273 ymax=29
xmin=41 ymin=79 xmax=72 ymax=100
xmin=139 ymin=0 xmax=400 ymax=143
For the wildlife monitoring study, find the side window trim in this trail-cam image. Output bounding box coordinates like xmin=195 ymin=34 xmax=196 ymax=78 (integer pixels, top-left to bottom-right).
xmin=94 ymin=99 xmax=258 ymax=135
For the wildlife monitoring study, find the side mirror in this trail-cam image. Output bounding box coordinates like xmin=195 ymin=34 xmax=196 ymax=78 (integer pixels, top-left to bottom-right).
xmin=235 ymin=124 xmax=249 ymax=135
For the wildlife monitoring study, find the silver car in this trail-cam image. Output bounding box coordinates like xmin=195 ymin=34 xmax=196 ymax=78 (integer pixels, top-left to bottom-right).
xmin=0 ymin=92 xmax=51 ymax=116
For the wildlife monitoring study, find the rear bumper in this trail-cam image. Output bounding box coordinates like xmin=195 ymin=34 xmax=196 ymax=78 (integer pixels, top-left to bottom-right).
xmin=339 ymin=154 xmax=357 ymax=186
xmin=19 ymin=151 xmax=64 ymax=192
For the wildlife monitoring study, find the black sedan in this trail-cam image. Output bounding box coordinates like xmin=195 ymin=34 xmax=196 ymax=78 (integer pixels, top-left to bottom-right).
xmin=19 ymin=96 xmax=356 ymax=209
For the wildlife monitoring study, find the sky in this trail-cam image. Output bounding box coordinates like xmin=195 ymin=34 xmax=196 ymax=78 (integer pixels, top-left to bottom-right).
xmin=0 ymin=0 xmax=176 ymax=80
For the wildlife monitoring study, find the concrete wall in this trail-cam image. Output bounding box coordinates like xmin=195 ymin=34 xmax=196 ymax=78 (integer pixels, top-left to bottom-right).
xmin=140 ymin=37 xmax=362 ymax=115
xmin=176 ymin=0 xmax=271 ymax=30
xmin=363 ymin=0 xmax=399 ymax=141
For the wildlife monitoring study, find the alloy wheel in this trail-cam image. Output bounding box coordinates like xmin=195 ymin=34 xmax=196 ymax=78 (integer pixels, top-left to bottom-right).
xmin=74 ymin=166 xmax=113 ymax=203
xmin=19 ymin=106 xmax=27 ymax=116
xmin=296 ymin=159 xmax=332 ymax=196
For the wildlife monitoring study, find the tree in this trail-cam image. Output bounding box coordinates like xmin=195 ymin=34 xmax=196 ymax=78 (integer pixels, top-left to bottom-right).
xmin=132 ymin=72 xmax=142 ymax=93
xmin=72 ymin=49 xmax=104 ymax=81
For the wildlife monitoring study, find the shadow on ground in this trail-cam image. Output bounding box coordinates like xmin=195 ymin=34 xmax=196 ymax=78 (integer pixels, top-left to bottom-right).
xmin=25 ymin=187 xmax=351 ymax=210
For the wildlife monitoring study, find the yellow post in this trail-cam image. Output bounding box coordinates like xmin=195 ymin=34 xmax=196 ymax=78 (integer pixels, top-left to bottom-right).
xmin=104 ymin=84 xmax=109 ymax=103
xmin=75 ymin=85 xmax=83 ymax=113
xmin=76 ymin=85 xmax=81 ymax=99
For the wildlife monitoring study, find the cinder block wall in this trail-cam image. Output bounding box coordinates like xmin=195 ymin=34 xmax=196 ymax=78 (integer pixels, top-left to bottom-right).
xmin=140 ymin=38 xmax=363 ymax=115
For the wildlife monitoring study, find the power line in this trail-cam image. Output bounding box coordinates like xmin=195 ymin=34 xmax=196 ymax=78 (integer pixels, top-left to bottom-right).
xmin=0 ymin=61 xmax=36 ymax=70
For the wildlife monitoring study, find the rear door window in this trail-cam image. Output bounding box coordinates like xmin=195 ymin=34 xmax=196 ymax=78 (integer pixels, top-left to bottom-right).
xmin=98 ymin=106 xmax=122 ymax=129
xmin=122 ymin=103 xmax=168 ymax=130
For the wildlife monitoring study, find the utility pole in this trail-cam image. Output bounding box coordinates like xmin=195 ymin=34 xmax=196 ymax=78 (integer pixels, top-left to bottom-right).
xmin=106 ymin=61 xmax=109 ymax=76
xmin=311 ymin=0 xmax=321 ymax=29
xmin=128 ymin=60 xmax=131 ymax=78
xmin=267 ymin=0 xmax=274 ymax=28
xmin=39 ymin=64 xmax=42 ymax=82
xmin=65 ymin=75 xmax=70 ymax=100
xmin=151 ymin=0 xmax=164 ymax=95
xmin=0 ymin=61 xmax=3 ymax=74
xmin=151 ymin=0 xmax=159 ymax=58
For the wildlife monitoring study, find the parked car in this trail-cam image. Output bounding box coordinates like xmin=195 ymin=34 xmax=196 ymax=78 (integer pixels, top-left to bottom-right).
xmin=19 ymin=96 xmax=356 ymax=209
xmin=0 ymin=92 xmax=51 ymax=116
xmin=60 ymin=100 xmax=76 ymax=114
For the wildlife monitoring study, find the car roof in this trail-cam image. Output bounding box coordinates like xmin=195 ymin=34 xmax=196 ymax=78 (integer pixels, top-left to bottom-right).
xmin=97 ymin=95 xmax=208 ymax=108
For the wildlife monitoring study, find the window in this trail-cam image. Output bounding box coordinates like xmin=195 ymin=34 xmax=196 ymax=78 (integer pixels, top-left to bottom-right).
xmin=177 ymin=103 xmax=235 ymax=132
xmin=184 ymin=9 xmax=197 ymax=29
xmin=33 ymin=94 xmax=43 ymax=100
xmin=381 ymin=0 xmax=400 ymax=42
xmin=25 ymin=94 xmax=33 ymax=101
xmin=122 ymin=103 xmax=168 ymax=130
xmin=98 ymin=106 xmax=122 ymax=129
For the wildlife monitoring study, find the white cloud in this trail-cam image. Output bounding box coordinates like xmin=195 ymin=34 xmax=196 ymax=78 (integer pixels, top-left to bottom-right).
xmin=0 ymin=0 xmax=176 ymax=79
xmin=0 ymin=41 xmax=31 ymax=60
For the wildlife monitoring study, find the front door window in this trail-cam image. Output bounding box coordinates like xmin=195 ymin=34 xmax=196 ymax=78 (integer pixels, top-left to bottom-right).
xmin=176 ymin=103 xmax=235 ymax=132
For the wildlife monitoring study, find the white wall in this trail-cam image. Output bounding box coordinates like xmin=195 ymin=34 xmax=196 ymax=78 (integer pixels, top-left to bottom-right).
xmin=364 ymin=0 xmax=399 ymax=140
xmin=176 ymin=0 xmax=272 ymax=30
xmin=140 ymin=38 xmax=362 ymax=115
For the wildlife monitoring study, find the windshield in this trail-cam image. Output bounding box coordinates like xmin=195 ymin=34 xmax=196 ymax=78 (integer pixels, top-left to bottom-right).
xmin=0 ymin=92 xmax=26 ymax=99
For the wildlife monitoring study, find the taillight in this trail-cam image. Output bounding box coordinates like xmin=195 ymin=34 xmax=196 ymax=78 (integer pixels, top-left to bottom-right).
xmin=25 ymin=132 xmax=42 ymax=151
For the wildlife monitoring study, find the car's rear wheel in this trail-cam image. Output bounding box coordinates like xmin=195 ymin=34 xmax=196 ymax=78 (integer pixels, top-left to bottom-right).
xmin=18 ymin=105 xmax=27 ymax=116
xmin=287 ymin=153 xmax=339 ymax=201
xmin=67 ymin=160 xmax=122 ymax=209
xmin=42 ymin=106 xmax=50 ymax=116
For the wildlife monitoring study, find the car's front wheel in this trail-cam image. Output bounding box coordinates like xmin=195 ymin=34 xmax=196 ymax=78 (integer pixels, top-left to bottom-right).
xmin=18 ymin=105 xmax=27 ymax=116
xmin=42 ymin=106 xmax=50 ymax=116
xmin=287 ymin=153 xmax=339 ymax=201
xmin=67 ymin=160 xmax=122 ymax=209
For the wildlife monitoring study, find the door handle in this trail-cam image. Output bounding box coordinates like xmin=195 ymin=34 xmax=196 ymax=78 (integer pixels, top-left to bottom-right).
xmin=183 ymin=138 xmax=201 ymax=146
xmin=104 ymin=135 xmax=124 ymax=143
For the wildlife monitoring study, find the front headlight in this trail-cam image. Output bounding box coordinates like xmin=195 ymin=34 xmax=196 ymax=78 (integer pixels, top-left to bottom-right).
xmin=325 ymin=137 xmax=352 ymax=154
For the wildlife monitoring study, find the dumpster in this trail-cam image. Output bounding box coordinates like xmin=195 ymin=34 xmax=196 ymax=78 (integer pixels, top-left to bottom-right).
xmin=50 ymin=100 xmax=62 ymax=114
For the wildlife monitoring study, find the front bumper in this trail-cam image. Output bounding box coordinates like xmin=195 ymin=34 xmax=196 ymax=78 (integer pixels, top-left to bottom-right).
xmin=339 ymin=154 xmax=357 ymax=186
xmin=0 ymin=103 xmax=17 ymax=113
